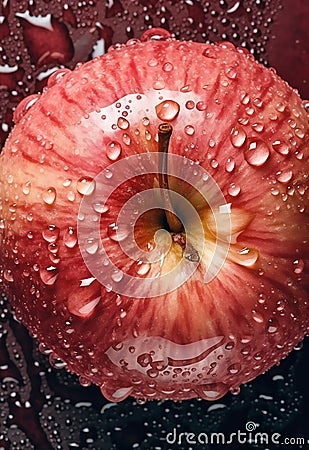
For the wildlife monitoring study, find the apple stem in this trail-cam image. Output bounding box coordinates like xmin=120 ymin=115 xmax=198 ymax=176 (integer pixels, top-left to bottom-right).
xmin=158 ymin=123 xmax=183 ymax=233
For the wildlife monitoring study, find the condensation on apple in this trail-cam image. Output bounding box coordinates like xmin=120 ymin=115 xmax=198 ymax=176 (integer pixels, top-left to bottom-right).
xmin=0 ymin=28 xmax=308 ymax=403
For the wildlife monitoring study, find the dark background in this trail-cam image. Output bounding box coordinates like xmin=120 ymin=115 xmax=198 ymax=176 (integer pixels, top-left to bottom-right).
xmin=0 ymin=1 xmax=308 ymax=449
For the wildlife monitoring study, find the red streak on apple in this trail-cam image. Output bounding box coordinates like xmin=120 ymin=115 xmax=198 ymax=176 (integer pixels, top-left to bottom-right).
xmin=0 ymin=29 xmax=308 ymax=403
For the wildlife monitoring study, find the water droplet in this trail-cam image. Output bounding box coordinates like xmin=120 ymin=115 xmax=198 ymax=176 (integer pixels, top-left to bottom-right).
xmin=141 ymin=28 xmax=171 ymax=42
xmin=240 ymin=93 xmax=250 ymax=105
xmin=106 ymin=141 xmax=122 ymax=161
xmin=244 ymin=140 xmax=270 ymax=167
xmin=64 ymin=227 xmax=77 ymax=248
xmin=62 ymin=178 xmax=72 ymax=187
xmin=142 ymin=117 xmax=150 ymax=126
xmin=180 ymin=84 xmax=192 ymax=93
xmin=267 ymin=318 xmax=279 ymax=334
xmin=135 ymin=261 xmax=151 ymax=276
xmin=252 ymin=310 xmax=264 ymax=323
xmin=108 ymin=223 xmax=130 ymax=242
xmin=163 ymin=62 xmax=173 ymax=72
xmin=195 ymin=383 xmax=228 ymax=400
xmin=4 ymin=269 xmax=14 ymax=282
xmin=225 ymin=67 xmax=237 ymax=79
xmin=230 ymin=386 xmax=241 ymax=395
xmin=122 ymin=134 xmax=131 ymax=145
xmin=228 ymin=183 xmax=241 ymax=197
xmin=276 ymin=170 xmax=293 ymax=184
xmin=117 ymin=117 xmax=129 ymax=130
xmin=294 ymin=128 xmax=305 ymax=139
xmin=155 ymin=100 xmax=180 ymax=121
xmin=272 ymin=140 xmax=290 ymax=155
xmin=210 ymin=159 xmax=219 ymax=169
xmin=228 ymin=363 xmax=241 ymax=374
xmin=293 ymin=259 xmax=304 ymax=274
xmin=42 ymin=225 xmax=60 ymax=243
xmin=93 ymin=202 xmax=109 ymax=214
xmin=101 ymin=385 xmax=133 ymax=402
xmin=40 ymin=266 xmax=58 ymax=285
xmin=47 ymin=68 xmax=71 ymax=87
xmin=77 ymin=177 xmax=95 ymax=196
xmin=39 ymin=342 xmax=52 ymax=355
xmin=111 ymin=270 xmax=124 ymax=283
xmin=49 ymin=353 xmax=67 ymax=369
xmin=225 ymin=341 xmax=235 ymax=350
xmin=14 ymin=94 xmax=40 ymax=123
xmin=253 ymin=98 xmax=263 ymax=108
xmin=196 ymin=101 xmax=207 ymax=111
xmin=202 ymin=46 xmax=218 ymax=59
xmin=225 ymin=157 xmax=235 ymax=172
xmin=185 ymin=100 xmax=195 ymax=110
xmin=79 ymin=376 xmax=92 ymax=387
xmin=42 ymin=187 xmax=57 ymax=205
xmin=230 ymin=125 xmax=246 ymax=147
xmin=78 ymin=297 xmax=101 ymax=316
xmin=22 ymin=181 xmax=32 ymax=195
xmin=85 ymin=238 xmax=99 ymax=255
xmin=276 ymin=102 xmax=286 ymax=113
xmin=251 ymin=122 xmax=264 ymax=133
xmin=231 ymin=247 xmax=259 ymax=267
xmin=184 ymin=125 xmax=195 ymax=136
xmin=153 ymin=79 xmax=165 ymax=90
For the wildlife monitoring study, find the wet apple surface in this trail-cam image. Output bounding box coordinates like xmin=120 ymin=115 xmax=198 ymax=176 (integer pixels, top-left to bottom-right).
xmin=0 ymin=1 xmax=308 ymax=449
xmin=1 ymin=28 xmax=308 ymax=407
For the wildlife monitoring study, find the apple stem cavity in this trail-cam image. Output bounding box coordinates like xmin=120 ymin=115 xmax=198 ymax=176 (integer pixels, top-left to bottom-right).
xmin=158 ymin=123 xmax=183 ymax=233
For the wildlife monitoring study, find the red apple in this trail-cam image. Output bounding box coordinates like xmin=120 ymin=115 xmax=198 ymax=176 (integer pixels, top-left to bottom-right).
xmin=0 ymin=29 xmax=308 ymax=403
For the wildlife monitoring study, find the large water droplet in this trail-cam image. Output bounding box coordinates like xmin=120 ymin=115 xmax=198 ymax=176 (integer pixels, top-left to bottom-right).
xmin=42 ymin=187 xmax=57 ymax=205
xmin=85 ymin=238 xmax=99 ymax=255
xmin=42 ymin=225 xmax=60 ymax=243
xmin=272 ymin=140 xmax=290 ymax=155
xmin=106 ymin=141 xmax=122 ymax=161
xmin=276 ymin=170 xmax=293 ymax=184
xmin=40 ymin=266 xmax=58 ymax=285
xmin=117 ymin=117 xmax=129 ymax=130
xmin=111 ymin=270 xmax=124 ymax=283
xmin=47 ymin=68 xmax=71 ymax=87
xmin=184 ymin=125 xmax=195 ymax=136
xmin=225 ymin=157 xmax=235 ymax=173
xmin=77 ymin=177 xmax=95 ymax=196
xmin=230 ymin=125 xmax=246 ymax=147
xmin=64 ymin=227 xmax=77 ymax=248
xmin=14 ymin=94 xmax=40 ymax=123
xmin=22 ymin=181 xmax=32 ymax=195
xmin=135 ymin=261 xmax=151 ymax=276
xmin=293 ymin=259 xmax=304 ymax=274
xmin=225 ymin=66 xmax=237 ymax=79
xmin=4 ymin=269 xmax=14 ymax=282
xmin=228 ymin=183 xmax=241 ymax=197
xmin=78 ymin=297 xmax=101 ymax=316
xmin=141 ymin=28 xmax=171 ymax=42
xmin=155 ymin=100 xmax=180 ymax=121
xmin=108 ymin=223 xmax=130 ymax=242
xmin=231 ymin=247 xmax=259 ymax=267
xmin=93 ymin=202 xmax=109 ymax=214
xmin=252 ymin=310 xmax=264 ymax=323
xmin=228 ymin=363 xmax=241 ymax=374
xmin=244 ymin=140 xmax=270 ymax=167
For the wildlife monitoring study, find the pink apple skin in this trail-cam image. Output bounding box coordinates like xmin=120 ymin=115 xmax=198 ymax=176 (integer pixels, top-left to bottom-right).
xmin=0 ymin=31 xmax=308 ymax=402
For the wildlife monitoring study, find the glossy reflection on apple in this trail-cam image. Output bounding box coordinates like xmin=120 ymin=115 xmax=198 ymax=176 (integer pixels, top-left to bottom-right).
xmin=0 ymin=29 xmax=308 ymax=403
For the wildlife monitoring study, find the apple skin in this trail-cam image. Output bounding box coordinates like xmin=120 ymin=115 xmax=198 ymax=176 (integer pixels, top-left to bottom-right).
xmin=0 ymin=30 xmax=308 ymax=402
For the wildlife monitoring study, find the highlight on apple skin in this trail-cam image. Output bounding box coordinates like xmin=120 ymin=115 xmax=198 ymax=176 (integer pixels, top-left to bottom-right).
xmin=0 ymin=29 xmax=308 ymax=403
